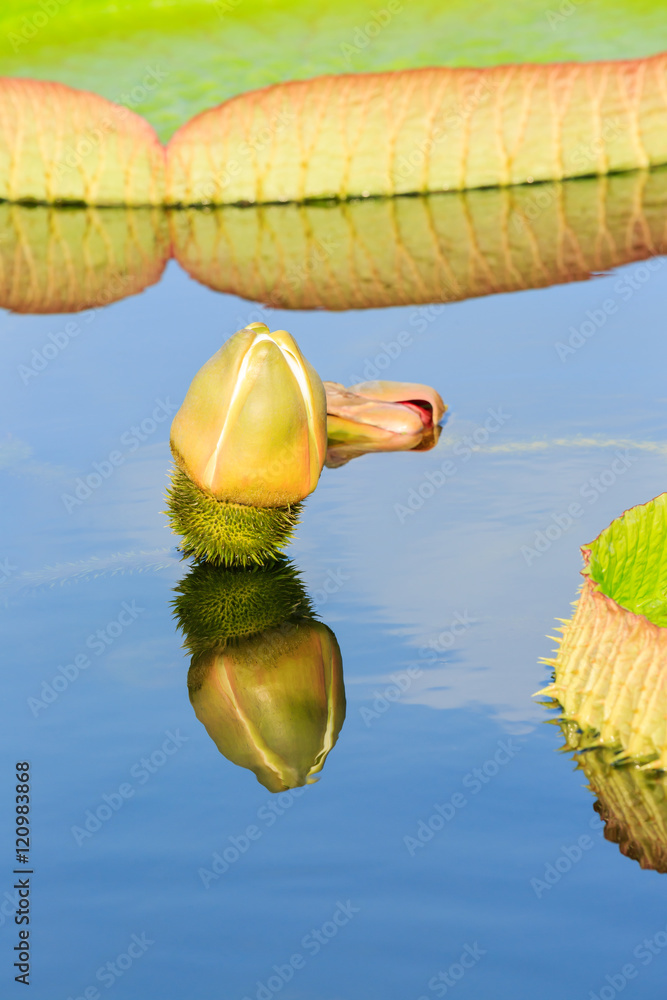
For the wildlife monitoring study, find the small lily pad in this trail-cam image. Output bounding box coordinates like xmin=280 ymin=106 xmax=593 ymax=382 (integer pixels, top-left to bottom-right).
xmin=540 ymin=493 xmax=667 ymax=769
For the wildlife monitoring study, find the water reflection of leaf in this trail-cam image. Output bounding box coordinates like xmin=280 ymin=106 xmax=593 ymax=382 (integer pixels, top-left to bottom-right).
xmin=0 ymin=204 xmax=169 ymax=313
xmin=2 ymin=168 xmax=667 ymax=314
xmin=560 ymin=721 xmax=667 ymax=873
xmin=171 ymin=169 xmax=667 ymax=310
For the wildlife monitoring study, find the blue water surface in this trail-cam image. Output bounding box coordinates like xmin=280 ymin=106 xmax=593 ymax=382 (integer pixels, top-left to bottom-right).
xmin=1 ymin=247 xmax=667 ymax=999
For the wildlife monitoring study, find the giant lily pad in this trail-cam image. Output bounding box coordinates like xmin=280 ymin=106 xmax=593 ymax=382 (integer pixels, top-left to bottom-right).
xmin=165 ymin=53 xmax=667 ymax=205
xmin=2 ymin=3 xmax=667 ymax=204
xmin=4 ymin=54 xmax=667 ymax=205
xmin=0 ymin=77 xmax=165 ymax=205
xmin=541 ymin=493 xmax=667 ymax=768
xmin=2 ymin=1 xmax=667 ymax=140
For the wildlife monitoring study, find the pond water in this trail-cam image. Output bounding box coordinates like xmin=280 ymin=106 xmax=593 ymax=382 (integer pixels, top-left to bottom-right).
xmin=1 ymin=191 xmax=667 ymax=999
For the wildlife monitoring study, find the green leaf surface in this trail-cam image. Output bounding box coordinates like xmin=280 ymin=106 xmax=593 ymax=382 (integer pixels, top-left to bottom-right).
xmin=2 ymin=0 xmax=667 ymax=140
xmin=586 ymin=493 xmax=667 ymax=628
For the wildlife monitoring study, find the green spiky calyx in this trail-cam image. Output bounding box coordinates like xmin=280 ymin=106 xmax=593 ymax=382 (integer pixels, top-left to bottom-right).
xmin=172 ymin=558 xmax=314 ymax=655
xmin=165 ymin=466 xmax=302 ymax=567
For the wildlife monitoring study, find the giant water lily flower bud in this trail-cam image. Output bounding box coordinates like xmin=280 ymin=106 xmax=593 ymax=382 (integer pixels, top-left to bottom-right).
xmin=171 ymin=323 xmax=327 ymax=508
xmin=167 ymin=323 xmax=327 ymax=566
xmin=324 ymin=380 xmax=445 ymax=468
xmin=188 ymin=621 xmax=345 ymax=792
xmin=346 ymin=381 xmax=446 ymax=428
xmin=325 ymin=380 xmax=445 ymax=435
